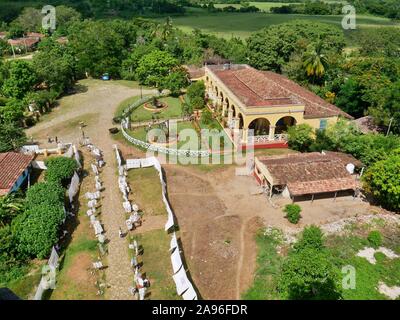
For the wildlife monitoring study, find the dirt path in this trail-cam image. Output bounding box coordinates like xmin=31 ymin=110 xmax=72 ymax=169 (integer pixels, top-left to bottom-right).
xmin=26 ymin=81 xmax=156 ymax=300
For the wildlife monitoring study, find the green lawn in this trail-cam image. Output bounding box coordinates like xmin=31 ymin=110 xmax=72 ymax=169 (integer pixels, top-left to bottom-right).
xmin=128 ymin=120 xmax=201 ymax=149
xmin=129 ymin=229 xmax=179 ymax=300
xmin=4 ymin=263 xmax=44 ymax=300
xmin=130 ymin=96 xmax=184 ymax=122
xmin=128 ymin=167 xmax=167 ymax=216
xmin=166 ymin=12 xmax=399 ymax=40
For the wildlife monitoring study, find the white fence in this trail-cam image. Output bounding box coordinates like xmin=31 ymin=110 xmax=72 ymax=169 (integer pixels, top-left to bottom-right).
xmin=121 ymin=125 xmax=210 ymax=158
xmin=122 ymin=152 xmax=198 ymax=300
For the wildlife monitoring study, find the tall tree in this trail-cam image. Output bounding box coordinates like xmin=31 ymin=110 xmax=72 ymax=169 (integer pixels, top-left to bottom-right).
xmin=1 ymin=60 xmax=37 ymax=99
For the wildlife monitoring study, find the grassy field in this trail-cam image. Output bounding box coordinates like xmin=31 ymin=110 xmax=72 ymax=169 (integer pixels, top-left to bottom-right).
xmin=129 ymin=229 xmax=179 ymax=300
xmin=167 ymin=12 xmax=399 ymax=40
xmin=4 ymin=262 xmax=44 ymax=300
xmin=215 ymin=2 xmax=301 ymax=12
xmin=128 ymin=167 xmax=167 ymax=216
xmin=126 ymin=167 xmax=178 ymax=300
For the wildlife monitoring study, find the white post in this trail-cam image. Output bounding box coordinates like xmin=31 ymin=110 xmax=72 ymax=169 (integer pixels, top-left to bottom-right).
xmin=268 ymin=126 xmax=276 ymax=141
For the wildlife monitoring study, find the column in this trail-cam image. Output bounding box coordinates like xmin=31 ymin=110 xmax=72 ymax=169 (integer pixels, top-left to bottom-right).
xmin=268 ymin=126 xmax=275 ymax=141
xmin=242 ymin=128 xmax=248 ymax=144
xmin=228 ymin=110 xmax=233 ymax=125
xmin=234 ymin=118 xmax=240 ymax=129
xmin=222 ymin=102 xmax=227 ymax=117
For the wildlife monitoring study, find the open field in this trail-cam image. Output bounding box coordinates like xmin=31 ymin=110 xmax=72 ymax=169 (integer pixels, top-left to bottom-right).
xmin=167 ymin=12 xmax=399 ymax=39
xmin=215 ymin=2 xmax=301 ymax=12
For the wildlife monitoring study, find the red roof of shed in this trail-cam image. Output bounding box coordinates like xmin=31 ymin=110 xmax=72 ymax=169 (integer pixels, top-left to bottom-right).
xmin=0 ymin=152 xmax=34 ymax=196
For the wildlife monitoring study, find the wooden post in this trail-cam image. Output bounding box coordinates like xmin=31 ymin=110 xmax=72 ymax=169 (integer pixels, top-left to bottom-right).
xmin=10 ymin=43 xmax=16 ymax=59
xmin=311 ymin=194 xmax=315 ymax=203
xmin=334 ymin=191 xmax=337 ymax=201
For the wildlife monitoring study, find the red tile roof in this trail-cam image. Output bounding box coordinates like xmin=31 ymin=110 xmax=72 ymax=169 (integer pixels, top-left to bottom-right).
xmin=8 ymin=37 xmax=39 ymax=47
xmin=210 ymin=65 xmax=352 ymax=119
xmin=0 ymin=152 xmax=34 ymax=196
xmin=26 ymin=32 xmax=45 ymax=39
xmin=257 ymin=152 xmax=360 ymax=196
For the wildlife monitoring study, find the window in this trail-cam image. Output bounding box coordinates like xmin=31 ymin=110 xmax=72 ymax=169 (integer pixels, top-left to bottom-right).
xmin=319 ymin=119 xmax=328 ymax=130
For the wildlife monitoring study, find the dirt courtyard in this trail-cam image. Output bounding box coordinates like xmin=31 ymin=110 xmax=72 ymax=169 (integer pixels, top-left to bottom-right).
xmin=163 ymin=164 xmax=373 ymax=300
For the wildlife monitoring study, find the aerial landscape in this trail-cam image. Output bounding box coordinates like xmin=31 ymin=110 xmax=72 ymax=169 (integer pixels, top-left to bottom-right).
xmin=0 ymin=0 xmax=399 ymax=306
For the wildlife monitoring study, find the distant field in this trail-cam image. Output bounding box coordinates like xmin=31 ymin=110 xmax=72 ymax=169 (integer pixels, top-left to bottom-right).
xmin=215 ymin=2 xmax=302 ymax=12
xmin=167 ymin=12 xmax=399 ymax=40
xmin=216 ymin=1 xmax=347 ymax=12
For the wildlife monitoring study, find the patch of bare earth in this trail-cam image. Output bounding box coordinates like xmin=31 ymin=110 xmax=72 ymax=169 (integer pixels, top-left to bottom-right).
xmin=165 ymin=165 xmax=264 ymax=300
xmin=66 ymin=253 xmax=94 ymax=284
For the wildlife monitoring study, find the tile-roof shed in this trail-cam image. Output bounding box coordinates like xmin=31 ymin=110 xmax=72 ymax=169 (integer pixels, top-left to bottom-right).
xmin=210 ymin=65 xmax=352 ymax=119
xmin=0 ymin=152 xmax=34 ymax=196
xmin=258 ymin=152 xmax=360 ymax=196
xmin=8 ymin=37 xmax=39 ymax=47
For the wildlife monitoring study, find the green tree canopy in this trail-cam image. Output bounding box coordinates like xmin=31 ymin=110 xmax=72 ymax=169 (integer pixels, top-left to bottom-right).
xmin=247 ymin=20 xmax=345 ymax=72
xmin=136 ymin=50 xmax=179 ymax=87
xmin=68 ymin=20 xmax=126 ymax=78
xmin=1 ymin=60 xmax=37 ymax=99
xmin=0 ymin=122 xmax=27 ymax=152
xmin=33 ymin=38 xmax=75 ymax=92
xmin=363 ymin=152 xmax=400 ymax=212
xmin=15 ymin=203 xmax=65 ymax=259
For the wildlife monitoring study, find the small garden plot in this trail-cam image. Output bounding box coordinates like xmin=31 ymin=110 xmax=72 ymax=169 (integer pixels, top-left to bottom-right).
xmin=128 ymin=168 xmax=167 ymax=216
xmin=129 ymin=229 xmax=179 ymax=300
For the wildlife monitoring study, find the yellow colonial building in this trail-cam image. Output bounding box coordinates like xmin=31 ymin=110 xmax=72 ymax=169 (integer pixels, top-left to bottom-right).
xmin=202 ymin=64 xmax=351 ymax=149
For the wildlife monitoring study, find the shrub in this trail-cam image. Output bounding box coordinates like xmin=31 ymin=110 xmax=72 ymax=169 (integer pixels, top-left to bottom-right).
xmin=294 ymin=225 xmax=325 ymax=251
xmin=367 ymin=230 xmax=382 ymax=249
xmin=45 ymin=157 xmax=78 ymax=185
xmin=278 ymin=247 xmax=342 ymax=300
xmin=25 ymin=181 xmax=65 ymax=208
xmin=15 ymin=204 xmax=65 ymax=259
xmin=284 ymin=204 xmax=302 ymax=224
xmin=287 ymin=124 xmax=315 ymax=152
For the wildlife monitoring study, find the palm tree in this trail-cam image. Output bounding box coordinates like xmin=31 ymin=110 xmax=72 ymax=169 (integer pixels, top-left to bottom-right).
xmin=161 ymin=17 xmax=173 ymax=41
xmin=0 ymin=193 xmax=24 ymax=227
xmin=303 ymin=41 xmax=329 ymax=81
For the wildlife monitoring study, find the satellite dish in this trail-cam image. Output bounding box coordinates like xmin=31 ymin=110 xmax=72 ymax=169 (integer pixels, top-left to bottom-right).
xmin=346 ymin=163 xmax=355 ymax=174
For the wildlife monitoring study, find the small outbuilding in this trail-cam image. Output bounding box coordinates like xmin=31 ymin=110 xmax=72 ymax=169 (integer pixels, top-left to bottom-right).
xmin=0 ymin=152 xmax=35 ymax=196
xmin=254 ymin=151 xmax=362 ymax=201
